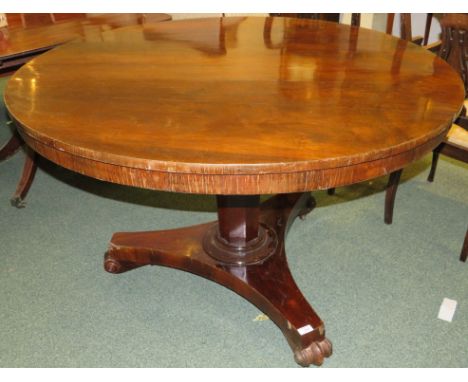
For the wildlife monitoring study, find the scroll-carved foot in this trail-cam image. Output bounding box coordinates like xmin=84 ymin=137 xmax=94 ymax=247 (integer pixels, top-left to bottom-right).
xmin=294 ymin=338 xmax=333 ymax=367
xmin=104 ymin=193 xmax=329 ymax=366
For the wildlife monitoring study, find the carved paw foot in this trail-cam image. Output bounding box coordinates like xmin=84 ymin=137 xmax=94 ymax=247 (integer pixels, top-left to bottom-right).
xmin=298 ymin=195 xmax=316 ymax=220
xmin=293 ymin=338 xmax=332 ymax=367
xmin=10 ymin=196 xmax=26 ymax=209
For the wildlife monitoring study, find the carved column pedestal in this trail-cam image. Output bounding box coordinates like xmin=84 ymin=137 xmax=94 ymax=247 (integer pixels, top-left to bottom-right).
xmin=104 ymin=192 xmax=331 ymax=366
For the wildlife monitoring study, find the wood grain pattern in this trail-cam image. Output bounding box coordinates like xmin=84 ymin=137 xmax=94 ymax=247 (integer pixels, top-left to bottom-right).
xmin=5 ymin=16 xmax=465 ymax=195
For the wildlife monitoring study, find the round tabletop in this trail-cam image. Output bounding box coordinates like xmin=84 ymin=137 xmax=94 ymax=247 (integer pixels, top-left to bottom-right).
xmin=4 ymin=17 xmax=465 ymax=195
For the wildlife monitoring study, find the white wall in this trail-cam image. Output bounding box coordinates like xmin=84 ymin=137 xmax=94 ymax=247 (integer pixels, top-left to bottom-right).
xmin=341 ymin=13 xmax=387 ymax=32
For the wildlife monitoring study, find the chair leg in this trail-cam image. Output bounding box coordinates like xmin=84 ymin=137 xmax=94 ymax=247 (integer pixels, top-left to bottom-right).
xmin=10 ymin=148 xmax=38 ymax=208
xmin=384 ymin=169 xmax=403 ymax=225
xmin=423 ymin=13 xmax=433 ymax=46
xmin=460 ymin=229 xmax=468 ymax=263
xmin=327 ymin=188 xmax=335 ymax=195
xmin=427 ymin=150 xmax=440 ymax=182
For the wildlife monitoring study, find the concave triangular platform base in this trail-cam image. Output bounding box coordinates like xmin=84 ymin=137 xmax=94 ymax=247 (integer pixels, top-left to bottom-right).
xmin=104 ymin=192 xmax=332 ymax=366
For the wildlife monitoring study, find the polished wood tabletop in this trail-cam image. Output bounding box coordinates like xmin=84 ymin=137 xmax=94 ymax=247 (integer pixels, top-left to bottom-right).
xmin=0 ymin=13 xmax=171 ymax=63
xmin=5 ymin=17 xmax=464 ymax=195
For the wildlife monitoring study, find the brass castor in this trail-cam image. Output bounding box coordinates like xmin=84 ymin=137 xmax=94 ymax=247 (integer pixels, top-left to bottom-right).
xmin=294 ymin=338 xmax=333 ymax=367
xmin=10 ymin=196 xmax=26 ymax=209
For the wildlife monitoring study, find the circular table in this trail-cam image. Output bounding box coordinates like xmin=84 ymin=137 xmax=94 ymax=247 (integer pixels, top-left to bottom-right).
xmin=5 ymin=17 xmax=464 ymax=366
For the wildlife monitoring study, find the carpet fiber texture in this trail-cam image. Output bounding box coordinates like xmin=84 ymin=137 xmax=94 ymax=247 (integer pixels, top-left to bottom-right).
xmin=0 ymin=76 xmax=467 ymax=367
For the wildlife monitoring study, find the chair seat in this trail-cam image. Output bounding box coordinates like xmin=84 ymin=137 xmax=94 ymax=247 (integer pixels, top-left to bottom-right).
xmin=446 ymin=123 xmax=468 ymax=148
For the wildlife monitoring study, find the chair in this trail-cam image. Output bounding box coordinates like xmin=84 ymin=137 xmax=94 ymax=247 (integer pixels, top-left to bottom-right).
xmin=327 ymin=13 xmax=435 ymax=224
xmin=427 ymin=14 xmax=468 ymax=184
xmin=270 ymin=13 xmax=357 ymax=26
xmin=428 ymin=118 xmax=468 ymax=184
xmin=267 ymin=14 xmax=431 ymax=224
xmin=20 ymin=14 xmax=55 ymax=28
xmin=424 ymin=14 xmax=468 ymax=263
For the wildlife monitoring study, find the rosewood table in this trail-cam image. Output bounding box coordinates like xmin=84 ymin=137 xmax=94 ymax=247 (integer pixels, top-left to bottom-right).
xmin=4 ymin=17 xmax=464 ymax=366
xmin=0 ymin=13 xmax=171 ymax=205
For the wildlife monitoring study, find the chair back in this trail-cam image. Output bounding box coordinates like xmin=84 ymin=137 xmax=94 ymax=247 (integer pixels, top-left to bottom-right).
xmin=439 ymin=14 xmax=468 ymax=96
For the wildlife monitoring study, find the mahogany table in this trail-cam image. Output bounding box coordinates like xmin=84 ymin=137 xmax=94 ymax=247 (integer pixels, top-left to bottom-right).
xmin=4 ymin=17 xmax=464 ymax=366
xmin=0 ymin=14 xmax=171 ymax=204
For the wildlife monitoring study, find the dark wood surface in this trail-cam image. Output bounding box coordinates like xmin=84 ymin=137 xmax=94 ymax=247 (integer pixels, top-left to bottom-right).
xmin=5 ymin=17 xmax=464 ymax=195
xmin=424 ymin=13 xmax=433 ymax=45
xmin=0 ymin=130 xmax=21 ymax=160
xmin=105 ymin=192 xmax=331 ymax=366
xmin=461 ymin=228 xmax=468 ymax=262
xmin=399 ymin=13 xmax=413 ymax=41
xmin=384 ymin=169 xmax=403 ymax=225
xmin=428 ymin=140 xmax=468 ymax=181
xmin=10 ymin=148 xmax=37 ymax=208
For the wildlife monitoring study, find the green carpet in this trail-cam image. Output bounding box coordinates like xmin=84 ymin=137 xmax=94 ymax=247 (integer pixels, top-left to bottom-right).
xmin=0 ymin=76 xmax=467 ymax=367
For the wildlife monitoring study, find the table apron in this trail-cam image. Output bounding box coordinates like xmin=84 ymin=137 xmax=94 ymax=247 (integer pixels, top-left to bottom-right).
xmin=18 ymin=130 xmax=445 ymax=195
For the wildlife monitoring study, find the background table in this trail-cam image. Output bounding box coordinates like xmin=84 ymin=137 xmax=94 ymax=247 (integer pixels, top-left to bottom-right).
xmin=0 ymin=13 xmax=171 ymax=72
xmin=4 ymin=17 xmax=464 ymax=366
xmin=0 ymin=13 xmax=171 ymax=205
